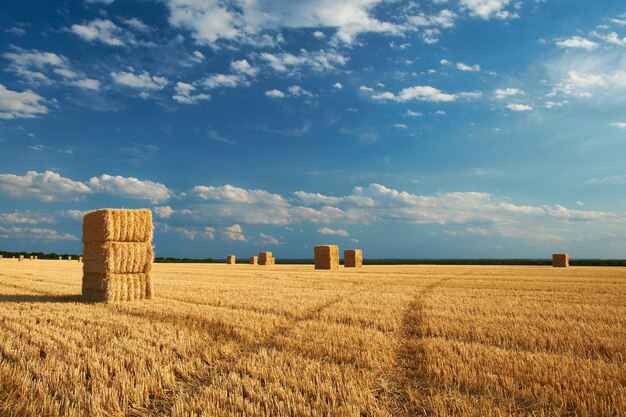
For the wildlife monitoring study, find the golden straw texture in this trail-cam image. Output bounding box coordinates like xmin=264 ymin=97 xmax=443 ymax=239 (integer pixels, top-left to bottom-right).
xmin=82 ymin=209 xmax=153 ymax=243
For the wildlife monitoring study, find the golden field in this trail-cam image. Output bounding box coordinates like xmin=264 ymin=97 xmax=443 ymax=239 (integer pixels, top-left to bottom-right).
xmin=0 ymin=259 xmax=624 ymax=417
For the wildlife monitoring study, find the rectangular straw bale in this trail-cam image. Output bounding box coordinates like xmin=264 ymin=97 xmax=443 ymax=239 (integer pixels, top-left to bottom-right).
xmin=19 ymin=255 xmax=24 ymax=261
xmin=226 ymin=255 xmax=236 ymax=264
xmin=83 ymin=241 xmax=153 ymax=274
xmin=314 ymin=245 xmax=339 ymax=270
xmin=29 ymin=256 xmax=33 ymax=260
xmin=82 ymin=272 xmax=152 ymax=302
xmin=552 ymin=253 xmax=569 ymax=268
xmin=68 ymin=256 xmax=72 ymax=261
xmin=344 ymin=249 xmax=363 ymax=268
xmin=82 ymin=209 xmax=153 ymax=243
xmin=259 ymin=251 xmax=273 ymax=265
xmin=249 ymin=256 xmax=258 ymax=265
xmin=58 ymin=256 xmax=62 ymax=260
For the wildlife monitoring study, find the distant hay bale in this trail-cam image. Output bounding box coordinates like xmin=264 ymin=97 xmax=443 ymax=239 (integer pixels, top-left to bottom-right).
xmin=552 ymin=253 xmax=569 ymax=268
xmin=58 ymin=256 xmax=62 ymax=261
xmin=249 ymin=256 xmax=258 ymax=265
xmin=29 ymin=255 xmax=34 ymax=260
xmin=226 ymin=255 xmax=236 ymax=265
xmin=78 ymin=256 xmax=83 ymax=263
xmin=82 ymin=209 xmax=154 ymax=302
xmin=34 ymin=256 xmax=38 ymax=260
xmin=344 ymin=249 xmax=363 ymax=268
xmin=0 ymin=254 xmax=3 ymax=259
xmin=68 ymin=256 xmax=72 ymax=261
xmin=19 ymin=255 xmax=24 ymax=262
xmin=258 ymin=252 xmax=274 ymax=266
xmin=314 ymin=245 xmax=339 ymax=270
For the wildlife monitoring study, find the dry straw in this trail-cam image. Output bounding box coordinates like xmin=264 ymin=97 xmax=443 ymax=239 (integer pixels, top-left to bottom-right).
xmin=82 ymin=209 xmax=154 ymax=302
xmin=259 ymin=251 xmax=274 ymax=266
xmin=249 ymin=256 xmax=258 ymax=265
xmin=18 ymin=255 xmax=24 ymax=262
xmin=552 ymin=253 xmax=569 ymax=268
xmin=344 ymin=249 xmax=363 ymax=268
xmin=226 ymin=255 xmax=236 ymax=265
xmin=314 ymin=245 xmax=339 ymax=270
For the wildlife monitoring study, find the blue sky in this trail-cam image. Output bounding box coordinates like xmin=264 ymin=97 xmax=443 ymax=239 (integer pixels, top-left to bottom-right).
xmin=1 ymin=0 xmax=625 ymax=259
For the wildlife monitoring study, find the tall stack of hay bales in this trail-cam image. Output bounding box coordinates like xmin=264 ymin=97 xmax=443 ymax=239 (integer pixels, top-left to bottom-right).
xmin=552 ymin=253 xmax=569 ymax=268
xmin=314 ymin=245 xmax=339 ymax=270
xmin=82 ymin=209 xmax=154 ymax=302
xmin=259 ymin=252 xmax=274 ymax=266
xmin=344 ymin=249 xmax=363 ymax=268
xmin=249 ymin=256 xmax=258 ymax=265
xmin=226 ymin=255 xmax=236 ymax=264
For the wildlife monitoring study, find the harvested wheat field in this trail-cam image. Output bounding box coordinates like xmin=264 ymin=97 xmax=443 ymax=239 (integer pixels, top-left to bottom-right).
xmin=0 ymin=260 xmax=624 ymax=417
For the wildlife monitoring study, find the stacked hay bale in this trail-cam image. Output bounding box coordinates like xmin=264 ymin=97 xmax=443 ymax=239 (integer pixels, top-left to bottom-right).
xmin=34 ymin=256 xmax=38 ymax=260
xmin=29 ymin=255 xmax=33 ymax=260
xmin=82 ymin=209 xmax=154 ymax=302
xmin=552 ymin=253 xmax=569 ymax=268
xmin=249 ymin=256 xmax=258 ymax=265
xmin=314 ymin=245 xmax=339 ymax=270
xmin=68 ymin=256 xmax=72 ymax=261
xmin=344 ymin=249 xmax=363 ymax=268
xmin=259 ymin=252 xmax=274 ymax=266
xmin=58 ymin=256 xmax=62 ymax=260
xmin=226 ymin=255 xmax=236 ymax=265
xmin=78 ymin=256 xmax=83 ymax=262
xmin=18 ymin=255 xmax=23 ymax=262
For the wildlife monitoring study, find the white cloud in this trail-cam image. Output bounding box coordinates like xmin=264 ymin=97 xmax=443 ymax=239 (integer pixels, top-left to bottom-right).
xmin=203 ymin=227 xmax=216 ymax=239
xmin=201 ymin=73 xmax=246 ymax=89
xmin=88 ymin=174 xmax=171 ymax=203
xmin=259 ymin=232 xmax=281 ymax=245
xmin=556 ymin=36 xmax=599 ymax=50
xmin=587 ymin=174 xmax=626 ymax=185
xmin=359 ymin=85 xmax=374 ymax=93
xmin=191 ymin=50 xmax=205 ymax=62
xmin=405 ymin=110 xmax=422 ymax=117
xmin=85 ymin=0 xmax=115 ymax=4
xmin=71 ymin=78 xmax=101 ymax=90
xmin=153 ymin=206 xmax=175 ymax=218
xmin=506 ymin=103 xmax=533 ymax=111
xmin=259 ymin=49 xmax=347 ymax=73
xmin=313 ymin=31 xmax=325 ymax=39
xmin=121 ymin=17 xmax=150 ymax=32
xmin=111 ymin=70 xmax=168 ymax=90
xmin=53 ymin=68 xmax=78 ymax=79
xmin=494 ymin=88 xmax=523 ymax=99
xmin=173 ymin=82 xmax=210 ymax=104
xmin=333 ymin=82 xmax=343 ymax=90
xmin=591 ymin=31 xmax=626 ymax=47
xmin=60 ymin=209 xmax=87 ymax=220
xmin=3 ymin=48 xmax=69 ymax=83
xmin=287 ymin=85 xmax=313 ymax=97
xmin=265 ymin=89 xmax=286 ymax=98
xmin=0 ymin=84 xmax=48 ymax=120
xmin=0 ymin=226 xmax=78 ymax=241
xmin=461 ymin=0 xmax=518 ymax=20
xmin=0 ymin=170 xmax=90 ymax=201
xmin=192 ymin=184 xmax=287 ymax=205
xmin=230 ymin=59 xmax=258 ymax=76
xmin=164 ymin=0 xmax=402 ymax=46
xmin=394 ymin=123 xmax=407 ymax=129
xmin=71 ymin=19 xmax=129 ymax=46
xmin=371 ymin=86 xmax=459 ymax=102
xmin=0 ymin=211 xmax=55 ymax=224
xmin=222 ymin=224 xmax=246 ymax=241
xmin=317 ymin=227 xmax=349 ymax=236
xmin=610 ymin=122 xmax=626 ymax=128
xmin=456 ymin=62 xmax=481 ymax=72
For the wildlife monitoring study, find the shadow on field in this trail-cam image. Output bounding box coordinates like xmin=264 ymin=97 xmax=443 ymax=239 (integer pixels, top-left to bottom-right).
xmin=0 ymin=294 xmax=88 ymax=303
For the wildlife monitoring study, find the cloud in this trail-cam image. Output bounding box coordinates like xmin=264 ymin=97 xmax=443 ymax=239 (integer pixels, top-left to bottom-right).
xmin=0 ymin=170 xmax=90 ymax=201
xmin=317 ymin=227 xmax=349 ymax=236
xmin=394 ymin=123 xmax=407 ymax=129
xmin=121 ymin=17 xmax=150 ymax=32
xmin=456 ymin=62 xmax=481 ymax=72
xmin=200 ymin=73 xmax=246 ymax=89
xmin=494 ymin=88 xmax=523 ymax=99
xmin=192 ymin=184 xmax=287 ymax=205
xmin=59 ymin=209 xmax=87 ymax=220
xmin=71 ymin=78 xmax=101 ymax=90
xmin=0 ymin=84 xmax=48 ymax=119
xmin=586 ymin=174 xmax=626 ymax=185
xmin=333 ymin=82 xmax=343 ymax=89
xmin=287 ymin=85 xmax=313 ymax=97
xmin=265 ymin=89 xmax=286 ymax=98
xmin=461 ymin=0 xmax=518 ymax=20
xmin=405 ymin=110 xmax=422 ymax=117
xmin=371 ymin=86 xmax=460 ymax=102
xmin=153 ymin=206 xmax=175 ymax=218
xmin=70 ymin=19 xmax=131 ymax=46
xmin=222 ymin=224 xmax=246 ymax=241
xmin=3 ymin=48 xmax=70 ymax=83
xmin=111 ymin=70 xmax=168 ymax=90
xmin=164 ymin=0 xmax=402 ymax=46
xmin=259 ymin=49 xmax=347 ymax=73
xmin=0 ymin=226 xmax=79 ymax=241
xmin=230 ymin=59 xmax=258 ymax=76
xmin=259 ymin=232 xmax=281 ymax=245
xmin=313 ymin=31 xmax=325 ymax=39
xmin=0 ymin=211 xmax=55 ymax=224
xmin=158 ymin=223 xmax=214 ymax=240
xmin=591 ymin=31 xmax=626 ymax=47
xmin=556 ymin=36 xmax=599 ymax=50
xmin=610 ymin=122 xmax=626 ymax=128
xmin=88 ymin=174 xmax=171 ymax=202
xmin=506 ymin=103 xmax=533 ymax=111
xmin=173 ymin=82 xmax=210 ymax=104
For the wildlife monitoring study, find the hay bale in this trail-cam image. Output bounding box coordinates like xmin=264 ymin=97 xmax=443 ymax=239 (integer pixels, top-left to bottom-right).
xmin=34 ymin=256 xmax=38 ymax=260
xmin=82 ymin=208 xmax=154 ymax=302
xmin=259 ymin=251 xmax=274 ymax=266
xmin=78 ymin=256 xmax=83 ymax=263
xmin=68 ymin=256 xmax=72 ymax=261
xmin=344 ymin=249 xmax=363 ymax=268
xmin=314 ymin=245 xmax=339 ymax=270
xmin=226 ymin=255 xmax=236 ymax=264
xmin=249 ymin=256 xmax=258 ymax=265
xmin=552 ymin=253 xmax=569 ymax=268
xmin=58 ymin=256 xmax=62 ymax=260
xmin=29 ymin=255 xmax=34 ymax=260
xmin=82 ymin=209 xmax=153 ymax=243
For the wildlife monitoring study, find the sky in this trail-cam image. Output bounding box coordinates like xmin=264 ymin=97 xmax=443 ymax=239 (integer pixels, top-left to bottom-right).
xmin=0 ymin=0 xmax=625 ymax=259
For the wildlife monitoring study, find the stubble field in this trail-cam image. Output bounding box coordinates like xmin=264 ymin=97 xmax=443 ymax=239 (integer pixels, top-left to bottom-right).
xmin=0 ymin=259 xmax=624 ymax=417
